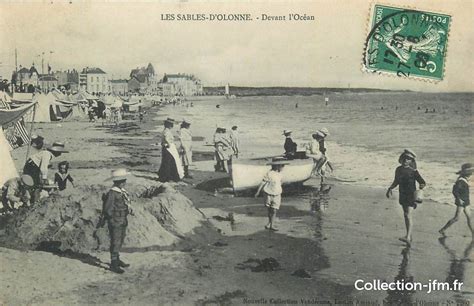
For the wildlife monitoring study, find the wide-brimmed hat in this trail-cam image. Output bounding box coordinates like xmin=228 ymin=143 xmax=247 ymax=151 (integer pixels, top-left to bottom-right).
xmin=181 ymin=119 xmax=191 ymax=126
xmin=31 ymin=134 xmax=44 ymax=147
xmin=47 ymin=142 xmax=69 ymax=153
xmin=106 ymin=168 xmax=132 ymax=181
xmin=313 ymin=131 xmax=325 ymax=138
xmin=318 ymin=128 xmax=330 ymax=136
xmin=283 ymin=129 xmax=292 ymax=135
xmin=456 ymin=163 xmax=473 ymax=175
xmin=20 ymin=175 xmax=34 ymax=187
xmin=401 ymin=148 xmax=416 ymax=160
xmin=164 ymin=117 xmax=175 ymax=124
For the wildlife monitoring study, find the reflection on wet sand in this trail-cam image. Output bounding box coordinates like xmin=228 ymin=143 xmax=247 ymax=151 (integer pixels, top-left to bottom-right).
xmin=438 ymin=237 xmax=473 ymax=303
xmin=310 ymin=183 xmax=331 ymax=213
xmin=384 ymin=246 xmax=415 ymax=304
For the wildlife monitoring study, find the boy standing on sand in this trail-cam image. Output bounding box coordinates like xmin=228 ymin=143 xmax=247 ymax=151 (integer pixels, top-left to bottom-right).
xmin=103 ymin=169 xmax=133 ymax=274
xmin=255 ymin=160 xmax=289 ymax=231
xmin=439 ymin=163 xmax=473 ymax=238
xmin=386 ymin=150 xmax=426 ymax=246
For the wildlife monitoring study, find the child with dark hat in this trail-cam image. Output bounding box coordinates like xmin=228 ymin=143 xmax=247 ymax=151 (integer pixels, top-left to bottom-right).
xmin=439 ymin=163 xmax=473 ymax=237
xmin=386 ymin=149 xmax=426 ymax=246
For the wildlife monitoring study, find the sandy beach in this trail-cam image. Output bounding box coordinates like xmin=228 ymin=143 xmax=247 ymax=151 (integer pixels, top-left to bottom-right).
xmin=0 ymin=98 xmax=472 ymax=305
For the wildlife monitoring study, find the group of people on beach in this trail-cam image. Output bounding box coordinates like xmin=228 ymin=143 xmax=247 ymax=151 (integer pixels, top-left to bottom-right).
xmin=385 ymin=149 xmax=473 ymax=245
xmin=213 ymin=126 xmax=240 ymax=173
xmin=1 ymin=135 xmax=74 ymax=213
xmin=156 ymin=117 xmax=195 ymax=182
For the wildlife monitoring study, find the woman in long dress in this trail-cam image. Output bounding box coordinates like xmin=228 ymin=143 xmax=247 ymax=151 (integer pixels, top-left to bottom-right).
xmin=158 ymin=118 xmax=184 ymax=182
xmin=178 ymin=120 xmax=193 ymax=178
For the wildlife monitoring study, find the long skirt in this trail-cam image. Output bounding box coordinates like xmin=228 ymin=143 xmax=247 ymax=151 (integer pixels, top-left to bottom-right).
xmin=158 ymin=148 xmax=181 ymax=182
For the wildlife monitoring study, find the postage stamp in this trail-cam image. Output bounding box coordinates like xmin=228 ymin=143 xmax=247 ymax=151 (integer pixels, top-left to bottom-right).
xmin=364 ymin=4 xmax=451 ymax=81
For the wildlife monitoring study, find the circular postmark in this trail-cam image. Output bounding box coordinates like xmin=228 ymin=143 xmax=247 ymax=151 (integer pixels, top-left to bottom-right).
xmin=364 ymin=6 xmax=450 ymax=80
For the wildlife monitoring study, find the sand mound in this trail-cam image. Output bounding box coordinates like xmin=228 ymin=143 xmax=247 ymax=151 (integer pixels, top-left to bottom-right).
xmin=3 ymin=183 xmax=204 ymax=253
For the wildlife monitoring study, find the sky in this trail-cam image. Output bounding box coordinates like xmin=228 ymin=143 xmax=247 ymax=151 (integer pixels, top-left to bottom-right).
xmin=0 ymin=0 xmax=472 ymax=92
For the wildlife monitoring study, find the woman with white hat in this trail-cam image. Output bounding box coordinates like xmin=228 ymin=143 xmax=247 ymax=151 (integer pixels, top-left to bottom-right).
xmin=158 ymin=118 xmax=184 ymax=182
xmin=23 ymin=141 xmax=68 ymax=203
xmin=439 ymin=163 xmax=473 ymax=237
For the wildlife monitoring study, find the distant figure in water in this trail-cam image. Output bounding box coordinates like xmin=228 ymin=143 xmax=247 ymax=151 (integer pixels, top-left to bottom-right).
xmin=255 ymin=160 xmax=288 ymax=231
xmin=425 ymin=108 xmax=429 ymax=113
xmin=432 ymin=108 xmax=436 ymax=113
xmin=417 ymin=106 xmax=421 ymax=110
xmin=381 ymin=106 xmax=384 ymax=110
xmin=386 ymin=150 xmax=426 ymax=246
xmin=216 ymin=104 xmax=220 ymax=108
xmin=295 ymin=103 xmax=298 ymax=108
xmin=396 ymin=106 xmax=398 ymax=110
xmin=439 ymin=163 xmax=473 ymax=238
xmin=283 ymin=130 xmax=297 ymax=159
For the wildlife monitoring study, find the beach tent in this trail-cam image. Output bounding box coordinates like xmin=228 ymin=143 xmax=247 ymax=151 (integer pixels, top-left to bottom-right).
xmin=0 ymin=102 xmax=36 ymax=186
xmin=123 ymin=96 xmax=142 ymax=112
xmin=0 ymin=129 xmax=18 ymax=187
xmin=12 ymin=92 xmax=34 ymax=103
xmin=25 ymin=93 xmax=74 ymax=122
xmin=0 ymin=91 xmax=12 ymax=105
xmin=102 ymin=95 xmax=123 ymax=109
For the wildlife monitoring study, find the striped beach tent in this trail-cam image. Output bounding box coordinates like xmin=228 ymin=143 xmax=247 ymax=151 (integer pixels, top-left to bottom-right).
xmin=0 ymin=92 xmax=31 ymax=149
xmin=0 ymin=102 xmax=36 ymax=187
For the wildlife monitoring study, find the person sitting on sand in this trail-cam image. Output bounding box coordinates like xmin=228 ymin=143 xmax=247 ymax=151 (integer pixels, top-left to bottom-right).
xmin=386 ymin=150 xmax=426 ymax=246
xmin=54 ymin=161 xmax=75 ymax=191
xmin=178 ymin=120 xmax=193 ymax=179
xmin=1 ymin=175 xmax=34 ymax=213
xmin=158 ymin=118 xmax=184 ymax=182
xmin=23 ymin=142 xmax=69 ymax=203
xmin=255 ymin=160 xmax=289 ymax=231
xmin=439 ymin=163 xmax=473 ymax=238
xmin=283 ymin=130 xmax=297 ymax=159
xmin=103 ymin=169 xmax=133 ymax=274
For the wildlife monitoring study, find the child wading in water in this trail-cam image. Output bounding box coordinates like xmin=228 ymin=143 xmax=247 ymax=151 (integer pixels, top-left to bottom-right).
xmin=255 ymin=160 xmax=289 ymax=231
xmin=386 ymin=150 xmax=426 ymax=246
xmin=439 ymin=163 xmax=473 ymax=238
xmin=54 ymin=161 xmax=75 ymax=191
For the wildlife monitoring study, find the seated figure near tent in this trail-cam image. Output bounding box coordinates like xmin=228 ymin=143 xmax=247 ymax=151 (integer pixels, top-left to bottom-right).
xmin=1 ymin=175 xmax=34 ymax=213
xmin=54 ymin=161 xmax=75 ymax=191
xmin=23 ymin=142 xmax=69 ymax=202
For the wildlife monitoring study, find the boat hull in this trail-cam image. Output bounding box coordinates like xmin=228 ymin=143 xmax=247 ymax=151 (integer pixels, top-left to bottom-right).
xmin=231 ymin=157 xmax=314 ymax=192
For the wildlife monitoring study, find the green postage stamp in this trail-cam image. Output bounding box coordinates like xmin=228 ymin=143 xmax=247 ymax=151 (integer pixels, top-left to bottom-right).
xmin=364 ymin=4 xmax=451 ymax=81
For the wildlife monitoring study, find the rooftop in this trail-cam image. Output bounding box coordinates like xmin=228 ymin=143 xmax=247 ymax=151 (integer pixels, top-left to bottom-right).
xmin=81 ymin=67 xmax=106 ymax=74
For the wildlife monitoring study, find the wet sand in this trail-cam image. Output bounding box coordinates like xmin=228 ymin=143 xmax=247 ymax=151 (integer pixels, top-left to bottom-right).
xmin=1 ymin=104 xmax=473 ymax=305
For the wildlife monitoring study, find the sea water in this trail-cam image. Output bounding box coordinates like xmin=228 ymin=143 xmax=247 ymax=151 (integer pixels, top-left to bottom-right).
xmin=159 ymin=92 xmax=473 ymax=205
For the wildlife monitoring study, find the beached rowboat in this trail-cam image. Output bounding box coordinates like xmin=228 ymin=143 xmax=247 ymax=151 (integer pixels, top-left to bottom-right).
xmin=231 ymin=156 xmax=314 ymax=192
